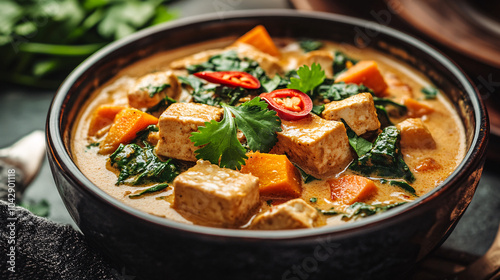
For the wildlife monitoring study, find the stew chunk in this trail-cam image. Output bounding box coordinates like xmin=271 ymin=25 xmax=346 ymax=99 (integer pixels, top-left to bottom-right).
xmin=397 ymin=118 xmax=436 ymax=149
xmin=321 ymin=92 xmax=380 ymax=136
xmin=250 ymin=199 xmax=320 ymax=230
xmin=274 ymin=114 xmax=352 ymax=178
xmin=173 ymin=160 xmax=260 ymax=227
xmin=156 ymin=103 xmax=223 ymax=161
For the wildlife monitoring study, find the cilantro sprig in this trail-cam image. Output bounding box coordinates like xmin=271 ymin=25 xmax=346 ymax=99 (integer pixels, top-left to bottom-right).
xmin=190 ymin=97 xmax=282 ymax=170
xmin=287 ymin=63 xmax=325 ymax=96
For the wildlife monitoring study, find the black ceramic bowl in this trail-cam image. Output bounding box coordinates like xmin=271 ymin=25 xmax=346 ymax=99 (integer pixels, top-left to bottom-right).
xmin=47 ymin=10 xmax=488 ymax=280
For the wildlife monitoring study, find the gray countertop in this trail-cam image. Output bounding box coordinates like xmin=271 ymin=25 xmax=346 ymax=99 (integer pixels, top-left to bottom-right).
xmin=1 ymin=0 xmax=499 ymax=263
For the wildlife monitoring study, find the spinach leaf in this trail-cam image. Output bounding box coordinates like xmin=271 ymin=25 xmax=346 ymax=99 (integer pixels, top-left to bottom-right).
xmin=178 ymin=75 xmax=203 ymax=92
xmin=146 ymin=96 xmax=176 ymax=114
xmin=389 ymin=180 xmax=417 ymax=196
xmin=129 ymin=183 xmax=169 ymax=198
xmin=421 ymin=86 xmax=439 ymax=99
xmin=375 ymin=105 xmax=393 ymax=128
xmin=299 ymin=39 xmax=323 ymax=52
xmin=109 ymin=142 xmax=179 ymax=186
xmin=318 ymin=208 xmax=341 ymax=215
xmin=373 ymin=97 xmax=407 ymax=117
xmin=318 ymin=82 xmax=372 ymax=101
xmin=311 ymin=104 xmax=325 ymax=116
xmin=349 ymin=126 xmax=415 ymax=182
xmin=341 ymin=202 xmax=406 ymax=220
xmin=333 ymin=51 xmax=358 ymax=77
xmin=341 ymin=120 xmax=372 ymax=157
xmin=310 ymin=197 xmax=318 ymax=203
xmin=294 ymin=164 xmax=320 ymax=183
xmin=134 ymin=125 xmax=159 ymax=143
xmin=141 ymin=83 xmax=170 ymax=97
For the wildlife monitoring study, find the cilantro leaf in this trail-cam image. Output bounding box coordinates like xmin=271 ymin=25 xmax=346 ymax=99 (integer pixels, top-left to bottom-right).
xmin=190 ymin=97 xmax=281 ymax=170
xmin=141 ymin=83 xmax=170 ymax=97
xmin=190 ymin=106 xmax=248 ymax=169
xmin=287 ymin=63 xmax=325 ymax=96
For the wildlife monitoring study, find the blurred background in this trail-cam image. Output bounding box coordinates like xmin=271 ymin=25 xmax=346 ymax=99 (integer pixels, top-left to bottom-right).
xmin=1 ymin=0 xmax=499 ymax=277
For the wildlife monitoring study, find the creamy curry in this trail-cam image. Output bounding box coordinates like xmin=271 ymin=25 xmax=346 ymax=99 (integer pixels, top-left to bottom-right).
xmin=72 ymin=26 xmax=465 ymax=230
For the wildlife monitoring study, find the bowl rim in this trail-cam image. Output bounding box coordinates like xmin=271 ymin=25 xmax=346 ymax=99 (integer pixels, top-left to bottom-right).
xmin=47 ymin=9 xmax=488 ymax=240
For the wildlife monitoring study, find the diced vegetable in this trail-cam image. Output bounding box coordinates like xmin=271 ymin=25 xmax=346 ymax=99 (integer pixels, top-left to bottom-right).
xmin=328 ymin=175 xmax=376 ymax=204
xmin=334 ymin=60 xmax=388 ymax=95
xmin=260 ymin=89 xmax=313 ymax=121
xmin=240 ymin=152 xmax=302 ymax=199
xmin=404 ymin=98 xmax=434 ymax=117
xmin=349 ymin=126 xmax=415 ymax=183
xmin=88 ymin=105 xmax=126 ymax=136
xmin=100 ymin=108 xmax=158 ymax=154
xmin=235 ymin=25 xmax=280 ymax=57
xmin=109 ymin=142 xmax=179 ymax=185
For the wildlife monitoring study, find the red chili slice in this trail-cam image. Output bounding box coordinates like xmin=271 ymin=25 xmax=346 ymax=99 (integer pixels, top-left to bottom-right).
xmin=260 ymin=89 xmax=313 ymax=121
xmin=193 ymin=71 xmax=261 ymax=89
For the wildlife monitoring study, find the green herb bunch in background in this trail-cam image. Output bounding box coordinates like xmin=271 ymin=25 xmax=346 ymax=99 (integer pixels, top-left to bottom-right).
xmin=0 ymin=0 xmax=177 ymax=88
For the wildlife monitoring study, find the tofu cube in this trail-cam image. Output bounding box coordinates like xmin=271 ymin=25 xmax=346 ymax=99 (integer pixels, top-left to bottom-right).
xmin=156 ymin=103 xmax=223 ymax=161
xmin=250 ymin=199 xmax=320 ymax=230
xmin=321 ymin=92 xmax=380 ymax=136
xmin=274 ymin=114 xmax=352 ymax=178
xmin=396 ymin=118 xmax=436 ymax=149
xmin=240 ymin=152 xmax=302 ymax=199
xmin=128 ymin=71 xmax=180 ymax=109
xmin=173 ymin=160 xmax=260 ymax=227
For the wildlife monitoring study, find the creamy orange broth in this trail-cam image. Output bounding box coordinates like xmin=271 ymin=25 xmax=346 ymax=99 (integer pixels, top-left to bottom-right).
xmin=72 ymin=37 xmax=465 ymax=228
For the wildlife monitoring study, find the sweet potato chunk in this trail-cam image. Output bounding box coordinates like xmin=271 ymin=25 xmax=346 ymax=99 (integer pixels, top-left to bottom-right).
xmin=99 ymin=108 xmax=158 ymax=154
xmin=335 ymin=60 xmax=388 ymax=95
xmin=240 ymin=152 xmax=302 ymax=199
xmin=88 ymin=105 xmax=126 ymax=136
xmin=328 ymin=175 xmax=376 ymax=204
xmin=397 ymin=118 xmax=436 ymax=149
xmin=415 ymin=157 xmax=442 ymax=172
xmin=404 ymin=98 xmax=434 ymax=117
xmin=234 ymin=25 xmax=280 ymax=57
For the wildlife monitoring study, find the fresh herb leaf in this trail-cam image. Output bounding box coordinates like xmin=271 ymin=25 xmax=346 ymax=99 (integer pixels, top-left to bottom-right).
xmin=287 ymin=63 xmax=325 ymax=96
xmin=318 ymin=208 xmax=341 ymax=215
xmin=261 ymin=74 xmax=282 ymax=92
xmin=341 ymin=120 xmax=373 ymax=157
xmin=178 ymin=75 xmax=203 ymax=92
xmin=19 ymin=199 xmax=50 ymax=217
xmin=421 ymin=86 xmax=439 ymax=99
xmin=389 ymin=180 xmax=417 ymax=196
xmin=190 ymin=97 xmax=281 ymax=170
xmin=146 ymin=96 xmax=177 ymax=114
xmin=310 ymin=197 xmax=318 ymax=203
xmin=266 ymin=200 xmax=273 ymax=206
xmin=141 ymin=83 xmax=170 ymax=98
xmin=341 ymin=202 xmax=406 ymax=220
xmin=109 ymin=142 xmax=179 ymax=185
xmin=373 ymin=97 xmax=407 ymax=117
xmin=333 ymin=51 xmax=358 ymax=77
xmin=129 ymin=183 xmax=169 ymax=198
xmin=299 ymin=39 xmax=323 ymax=52
xmin=349 ymin=126 xmax=415 ymax=182
xmin=318 ymin=82 xmax=372 ymax=101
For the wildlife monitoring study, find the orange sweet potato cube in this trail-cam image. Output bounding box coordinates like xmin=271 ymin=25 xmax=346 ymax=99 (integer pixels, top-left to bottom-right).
xmin=100 ymin=108 xmax=158 ymax=154
xmin=404 ymin=98 xmax=434 ymax=117
xmin=88 ymin=105 xmax=126 ymax=136
xmin=235 ymin=25 xmax=280 ymax=57
xmin=240 ymin=152 xmax=302 ymax=199
xmin=328 ymin=175 xmax=376 ymax=204
xmin=335 ymin=60 xmax=388 ymax=95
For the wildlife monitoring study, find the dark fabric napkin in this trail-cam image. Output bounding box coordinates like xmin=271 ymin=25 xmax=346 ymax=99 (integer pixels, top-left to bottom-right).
xmin=0 ymin=200 xmax=122 ymax=280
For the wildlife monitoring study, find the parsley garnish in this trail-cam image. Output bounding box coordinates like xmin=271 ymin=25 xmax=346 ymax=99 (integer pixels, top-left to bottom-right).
xmin=190 ymin=97 xmax=282 ymax=170
xmin=287 ymin=63 xmax=325 ymax=96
